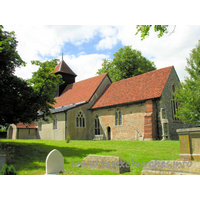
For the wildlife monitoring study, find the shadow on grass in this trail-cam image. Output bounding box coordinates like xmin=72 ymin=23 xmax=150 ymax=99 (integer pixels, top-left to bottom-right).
xmin=0 ymin=140 xmax=116 ymax=173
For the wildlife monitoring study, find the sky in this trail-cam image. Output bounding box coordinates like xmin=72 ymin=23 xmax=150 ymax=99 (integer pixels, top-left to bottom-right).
xmin=3 ymin=25 xmax=200 ymax=82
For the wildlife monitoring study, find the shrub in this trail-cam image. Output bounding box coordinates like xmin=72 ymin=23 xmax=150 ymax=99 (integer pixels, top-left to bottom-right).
xmin=0 ymin=164 xmax=17 ymax=175
xmin=66 ymin=135 xmax=71 ymax=143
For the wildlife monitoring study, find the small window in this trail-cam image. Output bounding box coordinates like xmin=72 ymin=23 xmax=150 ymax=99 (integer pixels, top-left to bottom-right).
xmin=76 ymin=111 xmax=85 ymax=128
xmin=171 ymin=84 xmax=180 ymax=121
xmin=115 ymin=108 xmax=122 ymax=126
xmin=53 ymin=118 xmax=57 ymax=130
xmin=95 ymin=115 xmax=100 ymax=135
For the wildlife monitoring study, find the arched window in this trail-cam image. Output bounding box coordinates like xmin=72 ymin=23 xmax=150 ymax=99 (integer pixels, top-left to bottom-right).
xmin=171 ymin=84 xmax=179 ymax=121
xmin=115 ymin=108 xmax=122 ymax=126
xmin=95 ymin=115 xmax=100 ymax=135
xmin=76 ymin=111 xmax=85 ymax=127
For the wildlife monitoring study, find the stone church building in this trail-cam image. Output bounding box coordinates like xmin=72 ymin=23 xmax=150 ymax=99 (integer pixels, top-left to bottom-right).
xmin=7 ymin=59 xmax=192 ymax=140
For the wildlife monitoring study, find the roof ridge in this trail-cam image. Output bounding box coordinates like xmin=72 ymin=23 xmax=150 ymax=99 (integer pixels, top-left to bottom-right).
xmin=112 ymin=66 xmax=173 ymax=85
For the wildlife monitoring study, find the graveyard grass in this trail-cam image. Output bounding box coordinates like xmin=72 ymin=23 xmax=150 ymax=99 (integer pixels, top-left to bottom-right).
xmin=0 ymin=139 xmax=180 ymax=175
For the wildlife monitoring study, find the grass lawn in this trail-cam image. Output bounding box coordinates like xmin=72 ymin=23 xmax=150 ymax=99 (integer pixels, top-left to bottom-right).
xmin=0 ymin=139 xmax=180 ymax=175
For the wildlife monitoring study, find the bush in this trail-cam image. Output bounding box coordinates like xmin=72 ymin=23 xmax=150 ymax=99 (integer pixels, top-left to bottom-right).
xmin=0 ymin=164 xmax=17 ymax=175
xmin=66 ymin=135 xmax=71 ymax=143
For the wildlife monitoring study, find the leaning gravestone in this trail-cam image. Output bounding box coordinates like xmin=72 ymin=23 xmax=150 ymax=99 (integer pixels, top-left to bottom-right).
xmin=0 ymin=154 xmax=6 ymax=171
xmin=79 ymin=155 xmax=130 ymax=174
xmin=45 ymin=149 xmax=64 ymax=175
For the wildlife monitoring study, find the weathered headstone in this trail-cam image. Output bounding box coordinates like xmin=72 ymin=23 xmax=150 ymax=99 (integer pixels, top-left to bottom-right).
xmin=0 ymin=154 xmax=6 ymax=171
xmin=79 ymin=155 xmax=130 ymax=174
xmin=45 ymin=149 xmax=64 ymax=175
xmin=177 ymin=127 xmax=200 ymax=161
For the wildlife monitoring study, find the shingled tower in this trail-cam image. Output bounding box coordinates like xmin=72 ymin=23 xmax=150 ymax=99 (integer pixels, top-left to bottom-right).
xmin=54 ymin=54 xmax=77 ymax=97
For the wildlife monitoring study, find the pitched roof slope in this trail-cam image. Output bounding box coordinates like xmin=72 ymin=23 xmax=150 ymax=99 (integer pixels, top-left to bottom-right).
xmin=53 ymin=73 xmax=108 ymax=108
xmin=53 ymin=60 xmax=77 ymax=76
xmin=91 ymin=66 xmax=173 ymax=109
xmin=16 ymin=123 xmax=37 ymax=129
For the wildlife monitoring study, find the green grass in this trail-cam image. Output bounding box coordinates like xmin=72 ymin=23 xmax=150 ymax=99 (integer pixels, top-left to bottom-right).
xmin=0 ymin=139 xmax=180 ymax=175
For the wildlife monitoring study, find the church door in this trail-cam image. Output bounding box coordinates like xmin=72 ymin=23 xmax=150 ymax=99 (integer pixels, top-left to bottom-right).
xmin=107 ymin=126 xmax=111 ymax=140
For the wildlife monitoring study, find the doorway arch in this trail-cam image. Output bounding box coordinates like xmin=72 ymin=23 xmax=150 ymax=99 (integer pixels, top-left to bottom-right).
xmin=107 ymin=126 xmax=111 ymax=140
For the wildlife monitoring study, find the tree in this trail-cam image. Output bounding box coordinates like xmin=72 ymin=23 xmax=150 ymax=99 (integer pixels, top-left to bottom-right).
xmin=0 ymin=25 xmax=34 ymax=126
xmin=97 ymin=46 xmax=156 ymax=82
xmin=135 ymin=25 xmax=172 ymax=40
xmin=173 ymin=40 xmax=200 ymax=125
xmin=28 ymin=59 xmax=64 ymax=120
xmin=0 ymin=26 xmax=63 ymax=126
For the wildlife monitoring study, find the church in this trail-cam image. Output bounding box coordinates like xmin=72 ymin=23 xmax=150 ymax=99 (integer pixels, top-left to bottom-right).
xmin=7 ymin=59 xmax=192 ymax=140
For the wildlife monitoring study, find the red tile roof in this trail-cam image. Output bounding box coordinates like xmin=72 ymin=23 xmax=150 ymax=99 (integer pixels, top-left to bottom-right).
xmin=53 ymin=60 xmax=77 ymax=76
xmin=16 ymin=123 xmax=37 ymax=129
xmin=91 ymin=66 xmax=173 ymax=109
xmin=53 ymin=73 xmax=108 ymax=108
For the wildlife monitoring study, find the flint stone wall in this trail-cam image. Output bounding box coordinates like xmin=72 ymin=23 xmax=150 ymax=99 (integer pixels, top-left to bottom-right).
xmin=0 ymin=154 xmax=6 ymax=170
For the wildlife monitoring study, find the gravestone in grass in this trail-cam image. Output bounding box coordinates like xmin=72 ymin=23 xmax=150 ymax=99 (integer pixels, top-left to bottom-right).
xmin=80 ymin=155 xmax=130 ymax=174
xmin=45 ymin=149 xmax=64 ymax=175
xmin=0 ymin=154 xmax=6 ymax=171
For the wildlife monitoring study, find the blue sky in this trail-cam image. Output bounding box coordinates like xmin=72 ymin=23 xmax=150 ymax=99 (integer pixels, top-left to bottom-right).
xmin=3 ymin=25 xmax=200 ymax=82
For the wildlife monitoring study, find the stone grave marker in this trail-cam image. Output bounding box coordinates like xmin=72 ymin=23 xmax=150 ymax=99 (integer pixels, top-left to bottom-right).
xmin=45 ymin=149 xmax=64 ymax=175
xmin=79 ymin=154 xmax=130 ymax=174
xmin=0 ymin=154 xmax=6 ymax=171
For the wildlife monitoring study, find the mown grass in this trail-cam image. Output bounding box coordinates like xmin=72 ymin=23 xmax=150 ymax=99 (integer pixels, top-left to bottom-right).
xmin=0 ymin=139 xmax=180 ymax=175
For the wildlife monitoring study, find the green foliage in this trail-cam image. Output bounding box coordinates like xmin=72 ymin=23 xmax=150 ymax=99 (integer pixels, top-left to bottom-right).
xmin=173 ymin=40 xmax=200 ymax=125
xmin=0 ymin=25 xmax=36 ymax=126
xmin=0 ymin=26 xmax=64 ymax=125
xmin=0 ymin=25 xmax=26 ymax=76
xmin=28 ymin=59 xmax=64 ymax=121
xmin=135 ymin=25 xmax=169 ymax=40
xmin=66 ymin=135 xmax=71 ymax=143
xmin=97 ymin=46 xmax=156 ymax=82
xmin=0 ymin=164 xmax=17 ymax=175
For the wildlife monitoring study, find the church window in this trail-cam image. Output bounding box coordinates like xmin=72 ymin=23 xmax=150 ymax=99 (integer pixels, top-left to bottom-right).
xmin=95 ymin=115 xmax=100 ymax=135
xmin=115 ymin=108 xmax=122 ymax=126
xmin=76 ymin=111 xmax=85 ymax=127
xmin=53 ymin=117 xmax=57 ymax=130
xmin=171 ymin=84 xmax=180 ymax=121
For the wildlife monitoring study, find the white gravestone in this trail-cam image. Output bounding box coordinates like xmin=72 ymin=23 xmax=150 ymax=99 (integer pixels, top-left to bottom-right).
xmin=45 ymin=149 xmax=64 ymax=175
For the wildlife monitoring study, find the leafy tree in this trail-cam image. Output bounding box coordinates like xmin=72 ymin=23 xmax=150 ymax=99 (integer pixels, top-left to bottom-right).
xmin=173 ymin=40 xmax=200 ymax=125
xmin=0 ymin=25 xmax=63 ymax=126
xmin=28 ymin=59 xmax=64 ymax=120
xmin=135 ymin=25 xmax=170 ymax=40
xmin=97 ymin=46 xmax=156 ymax=82
xmin=0 ymin=25 xmax=33 ymax=126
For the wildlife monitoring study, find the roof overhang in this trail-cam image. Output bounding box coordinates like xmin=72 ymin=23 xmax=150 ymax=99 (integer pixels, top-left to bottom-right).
xmin=38 ymin=101 xmax=88 ymax=116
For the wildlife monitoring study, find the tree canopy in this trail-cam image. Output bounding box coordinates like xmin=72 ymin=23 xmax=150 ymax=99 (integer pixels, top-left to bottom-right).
xmin=135 ymin=25 xmax=170 ymax=40
xmin=0 ymin=26 xmax=63 ymax=126
xmin=97 ymin=46 xmax=156 ymax=82
xmin=173 ymin=40 xmax=200 ymax=125
xmin=28 ymin=59 xmax=64 ymax=120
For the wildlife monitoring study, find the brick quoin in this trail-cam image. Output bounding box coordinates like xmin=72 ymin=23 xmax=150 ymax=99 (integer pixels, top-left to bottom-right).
xmin=144 ymin=100 xmax=156 ymax=140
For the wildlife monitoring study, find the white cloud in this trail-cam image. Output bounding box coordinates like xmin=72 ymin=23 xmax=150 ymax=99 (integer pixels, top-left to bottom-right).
xmin=3 ymin=25 xmax=200 ymax=82
xmin=96 ymin=26 xmax=119 ymax=50
xmin=62 ymin=54 xmax=110 ymax=82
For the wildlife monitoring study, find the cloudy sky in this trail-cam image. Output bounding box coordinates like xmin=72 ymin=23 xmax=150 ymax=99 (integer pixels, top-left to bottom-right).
xmin=3 ymin=25 xmax=200 ymax=82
